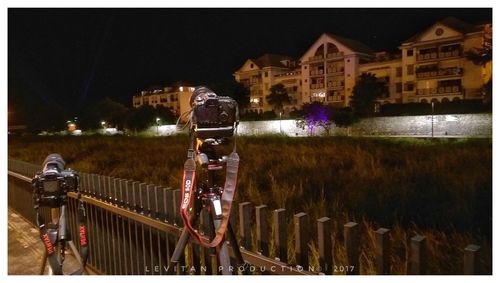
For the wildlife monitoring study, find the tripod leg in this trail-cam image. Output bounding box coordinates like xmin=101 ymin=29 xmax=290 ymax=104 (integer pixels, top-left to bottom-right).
xmin=68 ymin=241 xmax=86 ymax=274
xmin=226 ymin=222 xmax=249 ymax=274
xmin=212 ymin=218 xmax=232 ymax=275
xmin=166 ymin=227 xmax=191 ymax=274
xmin=39 ymin=249 xmax=48 ymax=275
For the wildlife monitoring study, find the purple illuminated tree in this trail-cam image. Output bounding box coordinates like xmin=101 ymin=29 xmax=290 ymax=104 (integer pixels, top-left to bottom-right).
xmin=296 ymin=102 xmax=333 ymax=135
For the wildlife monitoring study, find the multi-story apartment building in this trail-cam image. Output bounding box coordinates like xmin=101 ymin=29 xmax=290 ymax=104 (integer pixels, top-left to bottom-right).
xmin=299 ymin=33 xmax=374 ymax=107
xmin=398 ymin=17 xmax=491 ymax=103
xmin=132 ymin=84 xmax=195 ymax=116
xmin=234 ymin=17 xmax=491 ymax=113
xmin=359 ymin=52 xmax=403 ymax=104
xmin=233 ymin=53 xmax=301 ymax=113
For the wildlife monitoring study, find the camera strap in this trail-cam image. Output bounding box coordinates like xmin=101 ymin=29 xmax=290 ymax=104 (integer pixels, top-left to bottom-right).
xmin=36 ymin=210 xmax=63 ymax=275
xmin=180 ymin=129 xmax=240 ymax=248
xmin=75 ymin=194 xmax=89 ymax=274
xmin=35 ymin=198 xmax=89 ymax=275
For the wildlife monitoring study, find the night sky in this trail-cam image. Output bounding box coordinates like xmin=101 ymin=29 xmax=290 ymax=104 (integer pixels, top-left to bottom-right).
xmin=8 ymin=8 xmax=491 ymax=115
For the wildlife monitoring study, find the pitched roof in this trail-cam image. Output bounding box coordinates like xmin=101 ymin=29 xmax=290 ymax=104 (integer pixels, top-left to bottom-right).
xmin=403 ymin=17 xmax=481 ymax=44
xmin=253 ymin=53 xmax=296 ymax=68
xmin=325 ymin=33 xmax=375 ymax=55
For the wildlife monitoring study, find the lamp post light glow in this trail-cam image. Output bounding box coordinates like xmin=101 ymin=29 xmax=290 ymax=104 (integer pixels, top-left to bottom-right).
xmin=156 ymin=117 xmax=161 ymax=135
xmin=279 ymin=111 xmax=282 ymax=133
xmin=431 ymin=102 xmax=434 ymax=138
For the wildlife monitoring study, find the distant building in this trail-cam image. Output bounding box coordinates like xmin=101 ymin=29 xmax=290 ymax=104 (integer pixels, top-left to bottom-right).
xmin=398 ymin=17 xmax=491 ymax=104
xmin=132 ymin=84 xmax=195 ymax=117
xmin=299 ymin=33 xmax=375 ymax=107
xmin=233 ymin=53 xmax=301 ymax=114
xmin=234 ymin=17 xmax=492 ymax=113
xmin=359 ymin=52 xmax=403 ymax=104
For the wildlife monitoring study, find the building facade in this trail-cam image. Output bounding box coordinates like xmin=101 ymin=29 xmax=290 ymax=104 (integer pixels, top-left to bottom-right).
xmin=299 ymin=33 xmax=375 ymax=107
xmin=233 ymin=17 xmax=491 ymax=113
xmin=233 ymin=54 xmax=301 ymax=114
xmin=398 ymin=17 xmax=491 ymax=103
xmin=132 ymin=85 xmax=195 ymax=117
xmin=359 ymin=53 xmax=403 ymax=104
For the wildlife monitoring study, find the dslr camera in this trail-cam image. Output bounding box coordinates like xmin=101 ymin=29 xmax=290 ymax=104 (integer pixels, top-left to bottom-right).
xmin=32 ymin=154 xmax=79 ymax=207
xmin=191 ymin=86 xmax=239 ymax=139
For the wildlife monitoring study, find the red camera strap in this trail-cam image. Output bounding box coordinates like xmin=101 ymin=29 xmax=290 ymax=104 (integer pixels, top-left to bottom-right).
xmin=180 ymin=148 xmax=239 ymax=248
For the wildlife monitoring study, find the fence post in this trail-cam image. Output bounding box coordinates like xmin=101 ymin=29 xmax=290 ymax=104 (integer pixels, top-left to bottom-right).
xmin=344 ymin=222 xmax=360 ymax=275
xmin=317 ymin=217 xmax=333 ymax=274
xmin=294 ymin=212 xmax=309 ymax=269
xmin=125 ymin=180 xmax=133 ymax=210
xmin=132 ymin=182 xmax=140 ymax=212
xmin=239 ymin=202 xmax=252 ymax=250
xmin=273 ymin=208 xmax=287 ymax=262
xmin=165 ymin=189 xmax=175 ymax=224
xmin=464 ymin=244 xmax=481 ymax=275
xmin=173 ymin=189 xmax=182 ymax=226
xmin=410 ymin=235 xmax=427 ymax=275
xmin=375 ymin=228 xmax=391 ymax=275
xmin=112 ymin=178 xmax=119 ymax=204
xmin=255 ymin=205 xmax=269 ymax=256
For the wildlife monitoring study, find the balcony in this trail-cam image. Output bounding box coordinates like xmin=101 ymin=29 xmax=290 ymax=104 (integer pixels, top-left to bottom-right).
xmin=327 ymin=81 xmax=344 ymax=90
xmin=310 ymin=69 xmax=324 ymax=77
xmin=416 ymin=85 xmax=462 ymax=96
xmin=250 ymin=79 xmax=262 ymax=85
xmin=438 ymin=49 xmax=462 ymax=59
xmin=310 ymin=83 xmax=325 ymax=90
xmin=417 ymin=50 xmax=462 ymax=62
xmin=327 ymin=95 xmax=344 ymax=102
xmin=326 ymin=66 xmax=344 ymax=75
xmin=416 ymin=67 xmax=463 ymax=80
xmin=416 ymin=52 xmax=438 ymax=61
xmin=308 ymin=55 xmax=324 ymax=63
xmin=326 ymin=52 xmax=344 ymax=60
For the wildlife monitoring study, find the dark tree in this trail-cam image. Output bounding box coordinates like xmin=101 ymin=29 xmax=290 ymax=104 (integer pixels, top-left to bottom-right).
xmin=266 ymin=83 xmax=291 ymax=113
xmin=350 ymin=73 xmax=388 ymax=117
xmin=154 ymin=105 xmax=176 ymax=125
xmin=465 ymin=30 xmax=492 ymax=105
xmin=125 ymin=105 xmax=156 ymax=132
xmin=465 ymin=27 xmax=492 ymax=67
xmin=332 ymin=107 xmax=358 ymax=128
xmin=79 ymin=97 xmax=129 ymax=130
xmin=209 ymin=80 xmax=250 ymax=110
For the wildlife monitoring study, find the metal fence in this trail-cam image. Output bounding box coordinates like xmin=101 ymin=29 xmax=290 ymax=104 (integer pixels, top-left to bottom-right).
xmin=8 ymin=159 xmax=483 ymax=275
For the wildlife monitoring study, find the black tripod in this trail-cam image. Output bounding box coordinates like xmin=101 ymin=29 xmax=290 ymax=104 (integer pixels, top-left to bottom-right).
xmin=167 ymin=139 xmax=248 ymax=275
xmin=36 ymin=197 xmax=89 ymax=275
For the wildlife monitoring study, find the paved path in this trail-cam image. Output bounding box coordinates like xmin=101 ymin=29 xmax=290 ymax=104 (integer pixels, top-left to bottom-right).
xmin=8 ymin=208 xmax=91 ymax=275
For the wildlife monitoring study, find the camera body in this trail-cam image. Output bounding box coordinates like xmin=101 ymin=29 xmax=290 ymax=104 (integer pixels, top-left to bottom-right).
xmin=191 ymin=87 xmax=239 ymax=139
xmin=32 ymin=154 xmax=79 ymax=208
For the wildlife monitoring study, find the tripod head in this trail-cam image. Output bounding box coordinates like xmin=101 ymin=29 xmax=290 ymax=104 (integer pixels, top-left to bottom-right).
xmin=196 ymin=138 xmax=229 ymax=171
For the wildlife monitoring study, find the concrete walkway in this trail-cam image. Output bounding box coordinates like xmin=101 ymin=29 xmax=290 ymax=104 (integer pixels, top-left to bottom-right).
xmin=8 ymin=208 xmax=91 ymax=275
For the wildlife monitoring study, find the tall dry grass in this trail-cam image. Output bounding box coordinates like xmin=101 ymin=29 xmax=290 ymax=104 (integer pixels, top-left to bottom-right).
xmin=8 ymin=135 xmax=492 ymax=274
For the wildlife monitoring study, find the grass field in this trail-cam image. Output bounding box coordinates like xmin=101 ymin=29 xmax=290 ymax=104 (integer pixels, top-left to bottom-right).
xmin=8 ymin=135 xmax=492 ymax=274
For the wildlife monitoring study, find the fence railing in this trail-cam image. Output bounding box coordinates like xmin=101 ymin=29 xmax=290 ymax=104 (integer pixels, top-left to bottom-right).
xmin=7 ymin=159 xmax=483 ymax=275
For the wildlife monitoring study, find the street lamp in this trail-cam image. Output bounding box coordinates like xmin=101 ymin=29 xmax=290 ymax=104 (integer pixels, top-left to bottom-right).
xmin=279 ymin=111 xmax=282 ymax=133
xmin=101 ymin=121 xmax=106 ymax=134
xmin=156 ymin=117 xmax=161 ymax=136
xmin=431 ymin=101 xmax=434 ymax=138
